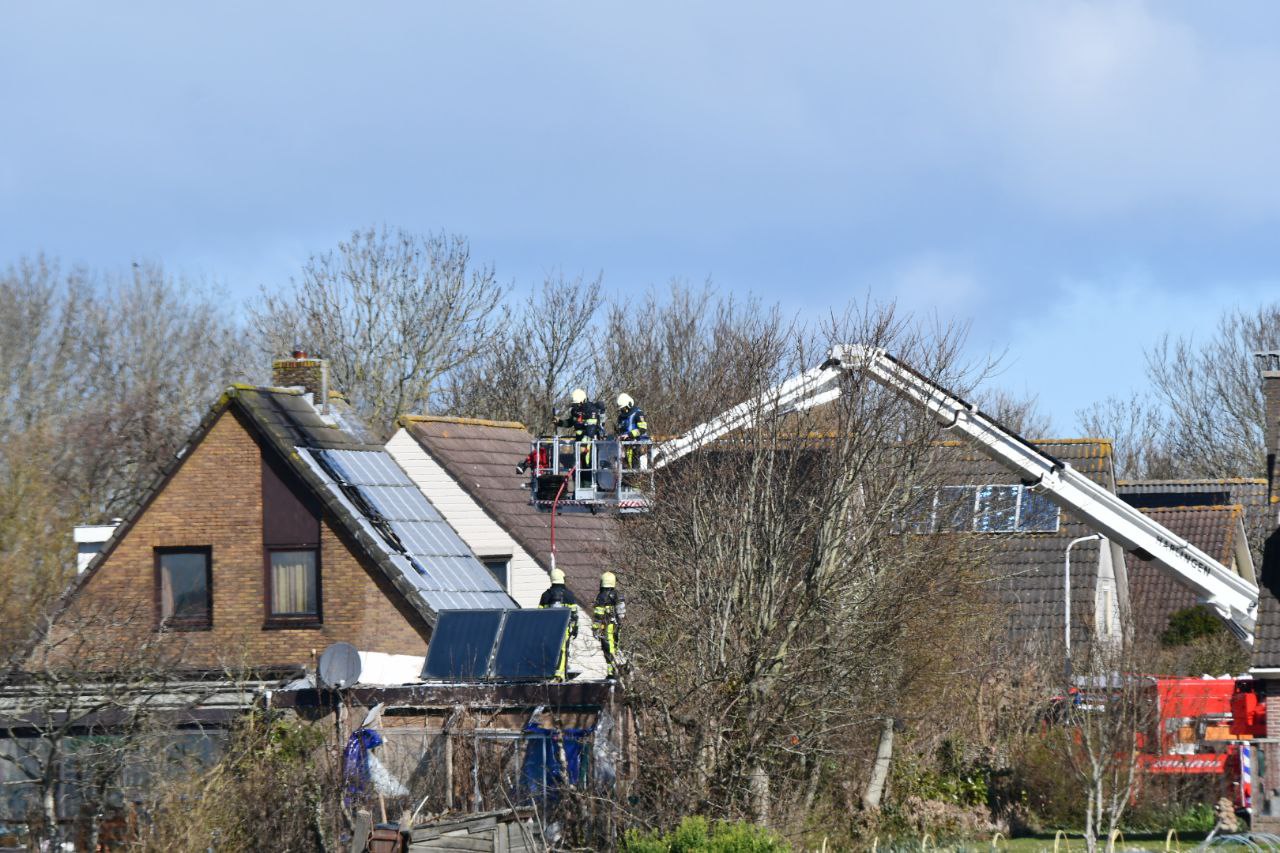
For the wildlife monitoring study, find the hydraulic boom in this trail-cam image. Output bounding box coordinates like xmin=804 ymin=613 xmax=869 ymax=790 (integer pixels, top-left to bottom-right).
xmin=646 ymin=343 xmax=1258 ymax=643
xmin=830 ymin=344 xmax=1258 ymax=645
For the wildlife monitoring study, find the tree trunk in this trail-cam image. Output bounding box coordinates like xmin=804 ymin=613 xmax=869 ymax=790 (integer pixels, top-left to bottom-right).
xmin=749 ymin=762 xmax=771 ymax=825
xmin=861 ymin=716 xmax=895 ymax=812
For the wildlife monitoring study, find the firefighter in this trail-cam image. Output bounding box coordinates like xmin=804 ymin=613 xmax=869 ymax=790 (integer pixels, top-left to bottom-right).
xmin=556 ymin=388 xmax=605 ymax=440
xmin=538 ymin=568 xmax=579 ymax=681
xmin=614 ymin=393 xmax=649 ymax=470
xmin=556 ymin=388 xmax=606 ymax=473
xmin=592 ymin=571 xmax=625 ymax=680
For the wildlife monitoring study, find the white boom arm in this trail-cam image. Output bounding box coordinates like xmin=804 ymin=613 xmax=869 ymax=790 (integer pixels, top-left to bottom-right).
xmin=647 ymin=360 xmax=848 ymax=471
xmin=832 ymin=343 xmax=1258 ymax=645
xmin=647 ymin=342 xmax=1258 ymax=644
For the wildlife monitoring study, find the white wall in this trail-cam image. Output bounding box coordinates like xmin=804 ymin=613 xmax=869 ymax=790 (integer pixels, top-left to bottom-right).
xmin=1094 ymin=540 xmax=1122 ymax=645
xmin=386 ymin=429 xmax=606 ymax=679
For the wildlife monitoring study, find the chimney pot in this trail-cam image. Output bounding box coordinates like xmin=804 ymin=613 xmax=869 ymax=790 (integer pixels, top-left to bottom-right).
xmin=272 ymin=353 xmax=330 ymax=414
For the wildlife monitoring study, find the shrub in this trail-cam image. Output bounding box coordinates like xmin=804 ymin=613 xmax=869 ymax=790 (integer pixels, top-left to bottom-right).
xmin=623 ymin=816 xmax=790 ymax=852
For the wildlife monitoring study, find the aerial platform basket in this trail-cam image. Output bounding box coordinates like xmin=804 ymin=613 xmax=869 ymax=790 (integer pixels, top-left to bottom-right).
xmin=527 ymin=437 xmax=653 ymax=514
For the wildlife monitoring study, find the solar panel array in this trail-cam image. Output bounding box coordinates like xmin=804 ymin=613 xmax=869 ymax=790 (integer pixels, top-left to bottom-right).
xmin=297 ymin=448 xmax=515 ymax=613
xmin=421 ymin=608 xmax=573 ymax=681
xmin=423 ymin=610 xmax=505 ymax=680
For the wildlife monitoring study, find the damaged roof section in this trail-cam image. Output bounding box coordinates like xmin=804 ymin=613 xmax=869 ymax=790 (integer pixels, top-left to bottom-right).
xmin=399 ymin=416 xmax=616 ymax=603
xmin=296 ymin=446 xmax=513 ymax=613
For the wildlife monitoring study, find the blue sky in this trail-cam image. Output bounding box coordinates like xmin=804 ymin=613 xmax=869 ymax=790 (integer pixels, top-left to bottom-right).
xmin=4 ymin=2 xmax=1280 ymax=430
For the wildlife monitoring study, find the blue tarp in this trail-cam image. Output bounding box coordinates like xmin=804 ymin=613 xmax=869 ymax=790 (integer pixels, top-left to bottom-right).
xmin=342 ymin=728 xmax=384 ymax=805
xmin=519 ymin=725 xmax=592 ymax=804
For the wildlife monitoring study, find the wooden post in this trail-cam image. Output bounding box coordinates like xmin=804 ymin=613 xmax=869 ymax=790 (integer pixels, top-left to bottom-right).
xmin=349 ymin=809 xmax=372 ymax=853
xmin=443 ymin=732 xmax=454 ymax=811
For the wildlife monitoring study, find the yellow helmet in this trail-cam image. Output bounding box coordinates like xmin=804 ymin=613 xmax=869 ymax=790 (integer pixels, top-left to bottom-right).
xmin=617 ymin=393 xmax=634 ymax=408
xmin=550 ymin=568 xmax=565 ymax=584
xmin=571 ymin=388 xmax=587 ymax=404
xmin=600 ymin=571 xmax=617 ymax=589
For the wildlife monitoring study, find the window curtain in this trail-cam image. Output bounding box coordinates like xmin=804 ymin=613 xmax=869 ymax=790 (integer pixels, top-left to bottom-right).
xmin=272 ymin=551 xmax=316 ymax=615
xmin=161 ymin=569 xmax=177 ymax=618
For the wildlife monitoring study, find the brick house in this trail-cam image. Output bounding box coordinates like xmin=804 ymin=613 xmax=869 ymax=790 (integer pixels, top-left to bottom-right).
xmin=1250 ymin=353 xmax=1280 ymax=827
xmin=35 ymin=358 xmax=513 ymax=674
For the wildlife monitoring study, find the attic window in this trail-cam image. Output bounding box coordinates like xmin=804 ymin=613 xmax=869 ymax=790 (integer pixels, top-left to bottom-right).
xmin=156 ymin=547 xmax=212 ymax=630
xmin=481 ymin=556 xmax=510 ymax=591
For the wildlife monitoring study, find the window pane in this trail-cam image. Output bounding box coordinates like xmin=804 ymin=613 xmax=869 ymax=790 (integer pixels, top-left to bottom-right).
xmin=271 ymin=550 xmax=318 ymax=616
xmin=160 ymin=551 xmax=209 ymax=622
xmin=975 ymin=486 xmax=1018 ymax=532
xmin=483 ymin=558 xmax=509 ymax=590
xmin=1017 ymin=489 xmax=1060 ymax=532
xmin=936 ymin=486 xmax=975 ymax=532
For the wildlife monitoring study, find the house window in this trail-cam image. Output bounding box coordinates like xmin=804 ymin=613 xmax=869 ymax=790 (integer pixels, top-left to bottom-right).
xmin=266 ymin=548 xmax=320 ymax=625
xmin=156 ymin=547 xmax=212 ymax=630
xmin=482 ymin=557 xmax=510 ymax=591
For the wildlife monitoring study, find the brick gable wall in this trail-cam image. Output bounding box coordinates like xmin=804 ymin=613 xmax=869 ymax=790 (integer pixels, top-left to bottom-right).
xmin=41 ymin=406 xmax=430 ymax=672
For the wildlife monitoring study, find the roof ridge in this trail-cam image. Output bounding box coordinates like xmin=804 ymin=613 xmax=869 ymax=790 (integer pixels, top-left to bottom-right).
xmin=230 ymin=382 xmax=305 ymax=395
xmin=1117 ymin=477 xmax=1267 ymax=485
xmin=400 ymin=414 xmax=527 ymax=430
xmin=1137 ymin=504 xmax=1244 ymax=513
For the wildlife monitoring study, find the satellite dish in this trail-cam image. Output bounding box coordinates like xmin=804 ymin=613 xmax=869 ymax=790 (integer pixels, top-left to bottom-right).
xmin=318 ymin=642 xmax=362 ymax=689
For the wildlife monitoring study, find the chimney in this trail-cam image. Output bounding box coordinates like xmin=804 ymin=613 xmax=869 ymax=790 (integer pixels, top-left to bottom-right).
xmin=1258 ymin=351 xmax=1280 ymax=519
xmin=272 ymin=349 xmax=330 ymax=413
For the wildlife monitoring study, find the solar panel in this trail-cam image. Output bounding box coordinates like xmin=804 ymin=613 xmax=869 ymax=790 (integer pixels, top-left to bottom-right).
xmin=492 ymin=609 xmax=573 ymax=680
xmin=422 ymin=610 xmax=505 ymax=680
xmin=299 ymin=448 xmax=513 ymax=613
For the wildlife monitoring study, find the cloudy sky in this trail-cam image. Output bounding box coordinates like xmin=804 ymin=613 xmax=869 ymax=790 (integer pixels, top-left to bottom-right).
xmin=4 ymin=2 xmax=1279 ymax=429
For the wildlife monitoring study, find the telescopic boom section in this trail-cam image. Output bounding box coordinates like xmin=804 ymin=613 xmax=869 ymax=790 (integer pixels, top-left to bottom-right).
xmin=647 ymin=361 xmax=848 ymax=471
xmin=829 ymin=343 xmax=1258 ymax=645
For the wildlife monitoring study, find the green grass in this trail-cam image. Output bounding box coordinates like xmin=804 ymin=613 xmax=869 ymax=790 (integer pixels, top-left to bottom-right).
xmin=868 ymin=832 xmax=1216 ymax=852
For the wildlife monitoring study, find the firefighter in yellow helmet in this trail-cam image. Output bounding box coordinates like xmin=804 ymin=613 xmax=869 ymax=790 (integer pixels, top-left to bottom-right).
xmin=614 ymin=392 xmax=650 ymax=470
xmin=556 ymin=388 xmax=606 ymax=473
xmin=538 ymin=568 xmax=578 ymax=681
xmin=592 ymin=571 xmax=625 ymax=680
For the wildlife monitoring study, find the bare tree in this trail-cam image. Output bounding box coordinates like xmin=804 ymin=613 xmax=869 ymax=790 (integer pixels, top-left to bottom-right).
xmin=1054 ymin=642 xmax=1156 ymax=853
xmin=1076 ymin=395 xmax=1177 ymax=481
xmin=617 ymin=304 xmax=1005 ymax=834
xmin=975 ymin=387 xmax=1054 ymax=438
xmin=1144 ymin=304 xmax=1280 ymax=478
xmin=595 ymin=281 xmax=789 ymax=437
xmin=0 ymin=258 xmax=250 ymax=659
xmin=1076 ymin=302 xmax=1280 ymax=481
xmin=0 ymin=603 xmax=219 ymax=850
xmin=440 ymin=271 xmax=603 ymax=426
xmin=252 ymin=227 xmax=507 ymax=435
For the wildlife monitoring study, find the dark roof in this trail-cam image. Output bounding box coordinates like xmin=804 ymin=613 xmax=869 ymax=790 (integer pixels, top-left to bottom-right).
xmin=1122 ymin=506 xmax=1245 ymax=645
xmin=65 ymin=386 xmax=511 ymax=633
xmin=1118 ymin=478 xmax=1268 ymax=564
xmin=1255 ymin=528 xmax=1280 ymax=669
xmin=401 ymin=416 xmax=617 ymax=603
xmin=929 ymin=438 xmax=1122 ymax=644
